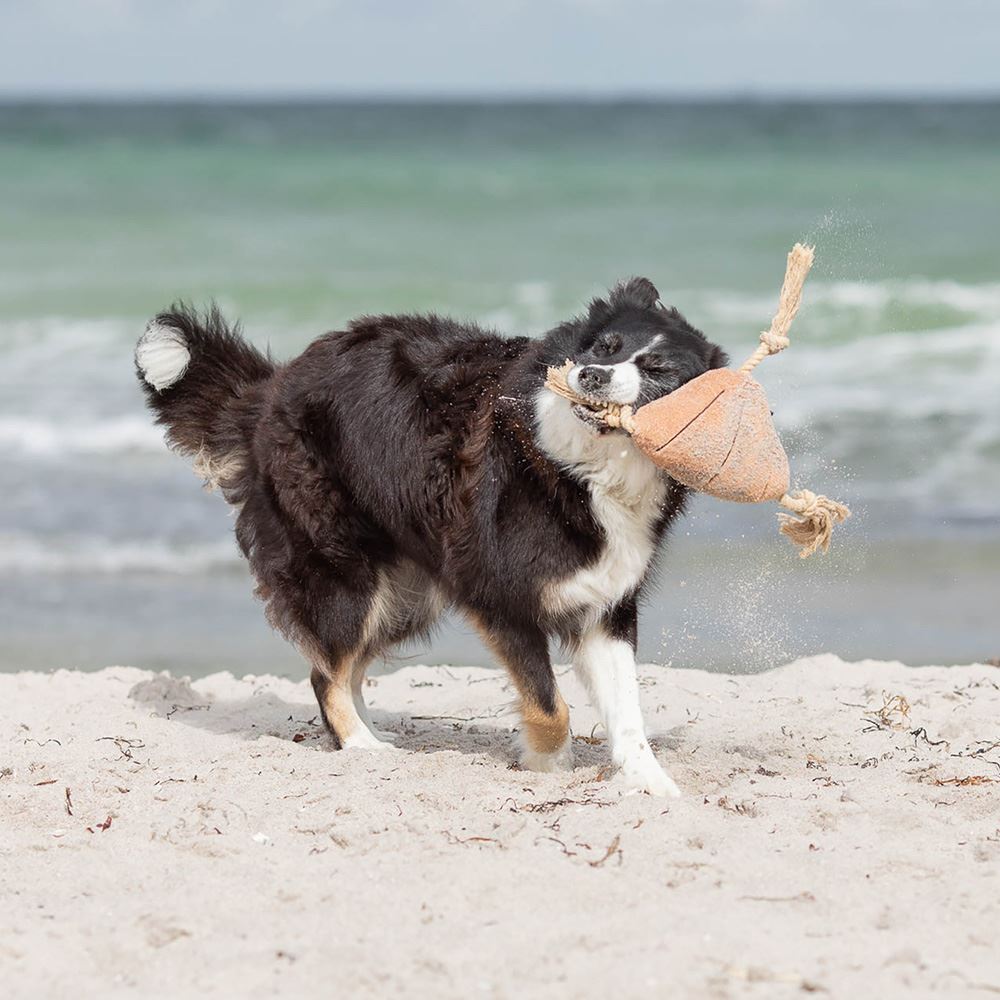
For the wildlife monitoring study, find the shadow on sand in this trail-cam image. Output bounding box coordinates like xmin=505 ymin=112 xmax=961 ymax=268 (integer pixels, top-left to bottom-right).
xmin=127 ymin=673 xmax=681 ymax=773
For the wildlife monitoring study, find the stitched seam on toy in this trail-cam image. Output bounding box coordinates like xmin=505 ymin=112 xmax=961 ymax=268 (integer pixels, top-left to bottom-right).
xmin=651 ymin=387 xmax=728 ymax=453
xmin=702 ymin=392 xmax=747 ymax=490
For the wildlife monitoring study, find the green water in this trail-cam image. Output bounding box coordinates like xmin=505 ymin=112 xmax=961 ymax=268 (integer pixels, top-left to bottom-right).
xmin=1 ymin=100 xmax=998 ymax=673
xmin=2 ymin=101 xmax=998 ymax=321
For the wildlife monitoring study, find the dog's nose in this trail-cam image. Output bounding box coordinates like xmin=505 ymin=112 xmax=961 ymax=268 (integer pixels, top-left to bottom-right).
xmin=577 ymin=366 xmax=612 ymax=393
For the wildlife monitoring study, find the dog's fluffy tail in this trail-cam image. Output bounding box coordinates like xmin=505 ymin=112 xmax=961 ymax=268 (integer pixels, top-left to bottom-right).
xmin=135 ymin=303 xmax=274 ymax=487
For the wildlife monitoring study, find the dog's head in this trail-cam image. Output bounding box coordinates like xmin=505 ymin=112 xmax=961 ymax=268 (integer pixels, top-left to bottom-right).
xmin=542 ymin=278 xmax=727 ymax=429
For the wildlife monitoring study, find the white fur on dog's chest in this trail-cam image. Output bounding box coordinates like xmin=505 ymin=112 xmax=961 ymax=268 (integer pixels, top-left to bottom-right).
xmin=535 ymin=393 xmax=666 ymax=621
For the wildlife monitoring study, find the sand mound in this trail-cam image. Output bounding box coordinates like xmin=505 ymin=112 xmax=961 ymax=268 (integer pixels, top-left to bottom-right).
xmin=3 ymin=657 xmax=999 ymax=997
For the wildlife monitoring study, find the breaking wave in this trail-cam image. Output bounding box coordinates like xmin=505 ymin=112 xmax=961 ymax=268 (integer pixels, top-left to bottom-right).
xmin=0 ymin=417 xmax=166 ymax=457
xmin=0 ymin=535 xmax=241 ymax=575
xmin=1 ymin=282 xmax=998 ymax=548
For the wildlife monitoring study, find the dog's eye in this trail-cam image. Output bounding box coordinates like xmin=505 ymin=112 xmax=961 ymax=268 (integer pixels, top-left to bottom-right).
xmin=639 ymin=355 xmax=675 ymax=374
xmin=595 ymin=334 xmax=622 ymax=356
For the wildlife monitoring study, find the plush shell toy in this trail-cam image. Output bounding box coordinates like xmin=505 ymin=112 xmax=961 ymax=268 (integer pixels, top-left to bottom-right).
xmin=545 ymin=244 xmax=850 ymax=557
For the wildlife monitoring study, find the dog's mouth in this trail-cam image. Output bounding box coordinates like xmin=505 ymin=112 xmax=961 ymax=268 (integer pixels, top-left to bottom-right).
xmin=554 ymin=362 xmax=650 ymax=435
xmin=570 ymin=402 xmax=615 ymax=434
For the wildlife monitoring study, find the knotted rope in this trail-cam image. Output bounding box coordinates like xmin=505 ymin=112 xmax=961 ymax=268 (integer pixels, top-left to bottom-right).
xmin=736 ymin=242 xmax=851 ymax=555
xmin=776 ymin=489 xmax=851 ymax=557
xmin=739 ymin=242 xmax=815 ymax=374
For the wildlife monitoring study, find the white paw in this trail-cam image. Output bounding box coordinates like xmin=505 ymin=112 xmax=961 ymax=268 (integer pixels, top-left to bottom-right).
xmin=519 ymin=736 xmax=574 ymax=773
xmin=340 ymin=728 xmax=401 ymax=752
xmin=620 ymin=753 xmax=681 ymax=798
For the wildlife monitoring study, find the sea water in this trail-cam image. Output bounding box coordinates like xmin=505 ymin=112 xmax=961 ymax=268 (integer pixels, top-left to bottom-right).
xmin=1 ymin=100 xmax=998 ymax=673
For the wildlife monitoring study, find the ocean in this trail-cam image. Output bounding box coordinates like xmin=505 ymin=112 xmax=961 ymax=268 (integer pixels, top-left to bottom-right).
xmin=1 ymin=100 xmax=998 ymax=675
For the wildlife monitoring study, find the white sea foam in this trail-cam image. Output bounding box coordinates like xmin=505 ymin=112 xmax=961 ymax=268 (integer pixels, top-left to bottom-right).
xmin=769 ymin=321 xmax=1000 ymax=422
xmin=0 ymin=317 xmax=135 ymax=378
xmin=0 ymin=417 xmax=167 ymax=457
xmin=690 ymin=279 xmax=1000 ymax=327
xmin=1 ymin=291 xmax=997 ymax=531
xmin=0 ymin=535 xmax=240 ymax=575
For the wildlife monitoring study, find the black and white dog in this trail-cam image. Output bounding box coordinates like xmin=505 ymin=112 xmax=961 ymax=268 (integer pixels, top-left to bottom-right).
xmin=136 ymin=278 xmax=726 ymax=795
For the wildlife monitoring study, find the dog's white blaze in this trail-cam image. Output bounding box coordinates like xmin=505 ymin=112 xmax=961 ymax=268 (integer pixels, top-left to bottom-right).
xmin=135 ymin=323 xmax=190 ymax=391
xmin=535 ymin=392 xmax=666 ymax=625
xmin=572 ymin=627 xmax=680 ymax=797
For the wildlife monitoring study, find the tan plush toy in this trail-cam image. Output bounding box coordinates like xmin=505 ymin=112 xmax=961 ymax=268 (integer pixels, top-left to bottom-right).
xmin=545 ymin=244 xmax=850 ymax=557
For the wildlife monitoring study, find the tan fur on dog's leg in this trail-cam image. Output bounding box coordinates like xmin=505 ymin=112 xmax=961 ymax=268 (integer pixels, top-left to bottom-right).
xmin=306 ymin=645 xmax=394 ymax=751
xmin=468 ymin=613 xmax=573 ymax=772
xmin=518 ymin=685 xmax=570 ymax=756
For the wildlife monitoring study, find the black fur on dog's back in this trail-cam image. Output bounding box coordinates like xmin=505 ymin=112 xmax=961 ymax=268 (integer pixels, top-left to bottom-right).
xmin=231 ymin=315 xmax=591 ymax=652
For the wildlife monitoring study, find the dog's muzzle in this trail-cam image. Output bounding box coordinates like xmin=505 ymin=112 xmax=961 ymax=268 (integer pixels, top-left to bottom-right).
xmin=567 ymin=362 xmax=640 ymax=409
xmin=575 ymin=365 xmax=612 ymax=395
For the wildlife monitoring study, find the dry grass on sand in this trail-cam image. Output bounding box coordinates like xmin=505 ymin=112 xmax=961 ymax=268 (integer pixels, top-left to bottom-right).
xmin=2 ymin=655 xmax=1000 ymax=998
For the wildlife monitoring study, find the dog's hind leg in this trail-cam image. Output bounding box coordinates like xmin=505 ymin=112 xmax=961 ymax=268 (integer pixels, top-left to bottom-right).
xmin=349 ymin=560 xmax=445 ymax=743
xmin=472 ymin=615 xmax=572 ymax=772
xmin=294 ymin=576 xmax=401 ymax=751
xmin=308 ymin=649 xmax=395 ymax=751
xmin=349 ymin=659 xmax=399 ymax=744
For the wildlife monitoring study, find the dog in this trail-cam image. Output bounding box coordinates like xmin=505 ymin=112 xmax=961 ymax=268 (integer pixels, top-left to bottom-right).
xmin=135 ymin=277 xmax=726 ymax=795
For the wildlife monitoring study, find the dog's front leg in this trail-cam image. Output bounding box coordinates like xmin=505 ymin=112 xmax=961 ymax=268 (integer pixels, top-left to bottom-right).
xmin=572 ymin=613 xmax=680 ymax=797
xmin=470 ymin=615 xmax=573 ymax=772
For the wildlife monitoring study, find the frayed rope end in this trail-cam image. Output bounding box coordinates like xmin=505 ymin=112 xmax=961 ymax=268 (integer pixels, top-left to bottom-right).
xmin=777 ymin=489 xmax=851 ymax=558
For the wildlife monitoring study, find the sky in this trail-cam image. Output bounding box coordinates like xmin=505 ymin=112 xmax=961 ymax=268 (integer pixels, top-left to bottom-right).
xmin=1 ymin=0 xmax=998 ymax=98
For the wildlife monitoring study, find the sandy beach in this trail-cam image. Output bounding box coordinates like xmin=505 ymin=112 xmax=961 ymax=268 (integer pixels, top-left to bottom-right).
xmin=3 ymin=655 xmax=999 ymax=997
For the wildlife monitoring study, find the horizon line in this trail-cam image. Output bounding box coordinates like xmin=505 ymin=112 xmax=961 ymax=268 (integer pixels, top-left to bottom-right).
xmin=1 ymin=89 xmax=999 ymax=105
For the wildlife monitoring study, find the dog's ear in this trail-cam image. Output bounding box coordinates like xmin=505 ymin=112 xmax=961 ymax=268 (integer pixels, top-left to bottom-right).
xmin=586 ymin=295 xmax=613 ymax=327
xmin=610 ymin=277 xmax=660 ymax=310
xmin=707 ymin=344 xmax=729 ymax=370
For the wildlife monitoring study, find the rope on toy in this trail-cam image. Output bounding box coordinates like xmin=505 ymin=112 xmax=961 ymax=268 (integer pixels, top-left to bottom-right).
xmin=734 ymin=242 xmax=851 ymax=556
xmin=776 ymin=489 xmax=851 ymax=558
xmin=739 ymin=242 xmax=815 ymax=374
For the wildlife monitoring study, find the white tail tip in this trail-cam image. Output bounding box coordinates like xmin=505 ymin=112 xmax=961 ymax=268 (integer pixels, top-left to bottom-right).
xmin=136 ymin=322 xmax=190 ymax=391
